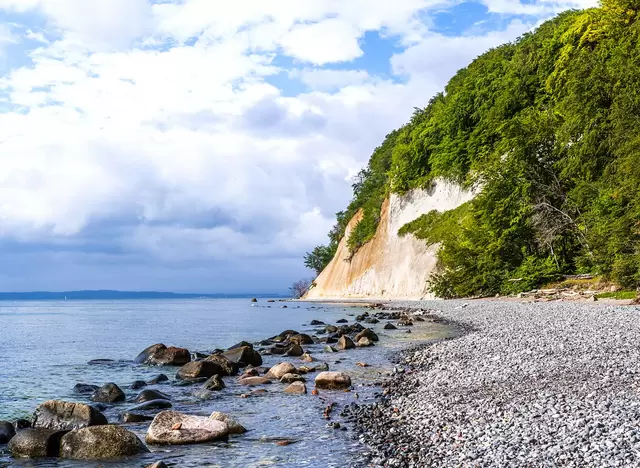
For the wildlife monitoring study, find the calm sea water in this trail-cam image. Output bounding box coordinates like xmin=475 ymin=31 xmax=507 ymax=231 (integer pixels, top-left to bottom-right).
xmin=0 ymin=299 xmax=455 ymax=467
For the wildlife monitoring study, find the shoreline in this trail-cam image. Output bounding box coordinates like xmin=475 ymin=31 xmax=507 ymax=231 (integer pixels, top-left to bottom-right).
xmin=343 ymin=299 xmax=640 ymax=467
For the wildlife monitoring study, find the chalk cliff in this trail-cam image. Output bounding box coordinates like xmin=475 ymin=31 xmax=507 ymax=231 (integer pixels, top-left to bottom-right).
xmin=305 ymin=181 xmax=474 ymax=300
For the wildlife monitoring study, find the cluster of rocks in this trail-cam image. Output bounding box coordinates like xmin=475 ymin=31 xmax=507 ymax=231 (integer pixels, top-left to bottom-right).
xmin=344 ymin=300 xmax=640 ymax=467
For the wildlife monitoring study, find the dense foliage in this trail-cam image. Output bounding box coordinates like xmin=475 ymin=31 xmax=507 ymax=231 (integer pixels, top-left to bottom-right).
xmin=306 ymin=0 xmax=640 ymax=297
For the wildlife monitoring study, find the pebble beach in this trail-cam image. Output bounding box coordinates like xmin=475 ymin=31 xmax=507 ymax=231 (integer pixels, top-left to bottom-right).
xmin=346 ymin=299 xmax=640 ymax=467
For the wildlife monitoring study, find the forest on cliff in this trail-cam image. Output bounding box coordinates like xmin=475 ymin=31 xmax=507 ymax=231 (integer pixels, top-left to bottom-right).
xmin=305 ymin=0 xmax=640 ymax=298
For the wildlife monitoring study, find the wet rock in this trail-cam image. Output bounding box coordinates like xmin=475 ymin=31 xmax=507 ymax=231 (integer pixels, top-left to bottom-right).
xmin=0 ymin=421 xmax=16 ymax=444
xmin=146 ymin=462 xmax=168 ymax=468
xmin=8 ymin=428 xmax=66 ymax=458
xmin=336 ymin=319 xmax=348 ymax=324
xmin=135 ymin=389 xmax=170 ymax=403
xmin=325 ymin=325 xmax=338 ymax=334
xmin=223 ymin=345 xmax=262 ymax=367
xmin=60 ymin=425 xmax=148 ymax=459
xmin=238 ymin=376 xmax=272 ymax=386
xmin=200 ymin=374 xmax=224 ymax=391
xmin=33 ymin=401 xmax=108 ymax=431
xmin=14 ymin=419 xmax=31 ymax=430
xmin=364 ymin=317 xmax=380 ymax=324
xmin=324 ymin=345 xmax=337 ymax=353
xmin=280 ymin=373 xmax=306 ymax=384
xmin=130 ymin=380 xmax=147 ymax=390
xmin=315 ymin=372 xmax=352 ymax=390
xmin=121 ymin=412 xmax=154 ymax=423
xmin=357 ymin=337 xmax=375 ymax=347
xmin=251 ymin=298 xmax=258 ymax=302
xmin=172 ymin=377 xmax=208 ymax=387
xmin=176 ymin=361 xmax=227 ymax=380
xmin=228 ymin=340 xmax=254 ymax=350
xmin=289 ymin=334 xmax=314 ymax=345
xmin=209 ymin=412 xmax=246 ymax=434
xmin=355 ymin=328 xmax=379 ymax=342
xmin=147 ymin=374 xmax=169 ymax=385
xmin=145 ymin=411 xmax=230 ymax=445
xmin=383 ymin=322 xmax=397 ymax=330
xmin=242 ymin=368 xmax=260 ymax=377
xmin=135 ymin=344 xmax=191 ymax=366
xmin=265 ymin=362 xmax=297 ymax=379
xmin=300 ymin=353 xmax=316 ymax=363
xmin=310 ymin=319 xmax=325 ymax=325
xmin=337 ymin=336 xmax=356 ymax=350
xmin=88 ymin=359 xmax=115 ymax=365
xmin=74 ymin=383 xmax=99 ymax=394
xmin=129 ymin=400 xmax=173 ymax=412
xmin=284 ymin=382 xmax=308 ymax=395
xmin=285 ymin=343 xmax=304 ymax=357
xmin=91 ymin=383 xmax=125 ymax=403
xmin=203 ymin=354 xmax=239 ymax=376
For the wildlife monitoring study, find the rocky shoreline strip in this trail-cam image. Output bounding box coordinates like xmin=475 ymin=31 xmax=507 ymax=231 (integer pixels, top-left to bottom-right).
xmin=343 ymin=299 xmax=640 ymax=467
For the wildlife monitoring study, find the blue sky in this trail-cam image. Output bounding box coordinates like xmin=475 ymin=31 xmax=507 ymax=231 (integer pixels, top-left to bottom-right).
xmin=0 ymin=0 xmax=595 ymax=293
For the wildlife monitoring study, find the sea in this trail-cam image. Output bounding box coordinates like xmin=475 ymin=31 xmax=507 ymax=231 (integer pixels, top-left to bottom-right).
xmin=0 ymin=299 xmax=455 ymax=467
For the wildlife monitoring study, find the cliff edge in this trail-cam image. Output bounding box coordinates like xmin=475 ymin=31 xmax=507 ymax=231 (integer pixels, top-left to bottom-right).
xmin=305 ymin=181 xmax=474 ymax=300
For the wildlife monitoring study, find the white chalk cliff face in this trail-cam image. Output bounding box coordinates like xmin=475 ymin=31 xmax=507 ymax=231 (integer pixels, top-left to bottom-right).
xmin=305 ymin=181 xmax=475 ymax=300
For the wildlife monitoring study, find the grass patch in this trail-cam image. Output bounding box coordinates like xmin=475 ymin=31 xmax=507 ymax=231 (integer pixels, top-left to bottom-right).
xmin=595 ymin=291 xmax=637 ymax=300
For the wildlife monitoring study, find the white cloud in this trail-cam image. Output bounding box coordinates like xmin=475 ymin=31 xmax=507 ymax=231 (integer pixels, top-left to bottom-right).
xmin=290 ymin=68 xmax=371 ymax=91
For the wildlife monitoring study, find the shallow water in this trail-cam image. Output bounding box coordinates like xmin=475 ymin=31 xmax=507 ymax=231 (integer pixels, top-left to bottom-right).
xmin=0 ymin=299 xmax=456 ymax=467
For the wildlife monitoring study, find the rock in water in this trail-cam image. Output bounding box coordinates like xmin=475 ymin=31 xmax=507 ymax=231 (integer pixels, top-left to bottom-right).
xmin=147 ymin=374 xmax=169 ymax=385
xmin=147 ymin=463 xmax=169 ymax=468
xmin=285 ymin=343 xmax=304 ymax=357
xmin=289 ymin=334 xmax=314 ymax=345
xmin=8 ymin=428 xmax=67 ymax=458
xmin=134 ymin=344 xmax=191 ymax=366
xmin=202 ymin=375 xmax=225 ymax=391
xmin=121 ymin=412 xmax=154 ymax=423
xmin=59 ymin=425 xmax=148 ymax=459
xmin=33 ymin=401 xmax=108 ymax=431
xmin=91 ymin=383 xmax=125 ymax=403
xmin=145 ymin=411 xmax=230 ymax=445
xmin=74 ymin=383 xmax=99 ymax=394
xmin=129 ymin=400 xmax=173 ymax=412
xmin=135 ymin=389 xmax=171 ymax=403
xmin=265 ymin=362 xmax=297 ymax=379
xmin=284 ymin=382 xmax=308 ymax=395
xmin=176 ymin=361 xmax=226 ymax=380
xmin=357 ymin=337 xmax=375 ymax=347
xmin=337 ymin=335 xmax=356 ymax=350
xmin=209 ymin=412 xmax=247 ymax=434
xmin=204 ymin=354 xmax=239 ymax=376
xmin=130 ymin=380 xmax=147 ymax=390
xmin=223 ymin=345 xmax=263 ymax=367
xmin=237 ymin=376 xmax=272 ymax=386
xmin=314 ymin=372 xmax=352 ymax=390
xmin=383 ymin=322 xmax=397 ymax=330
xmin=0 ymin=421 xmax=16 ymax=443
xmin=355 ymin=328 xmax=379 ymax=342
xmin=280 ymin=373 xmax=305 ymax=383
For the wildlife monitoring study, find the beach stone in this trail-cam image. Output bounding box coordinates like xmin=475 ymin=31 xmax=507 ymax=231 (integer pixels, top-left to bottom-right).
xmin=223 ymin=345 xmax=262 ymax=367
xmin=310 ymin=320 xmax=325 ymax=325
xmin=228 ymin=340 xmax=254 ymax=350
xmin=251 ymin=298 xmax=258 ymax=302
xmin=145 ymin=411 xmax=230 ymax=445
xmin=33 ymin=401 xmax=108 ymax=431
xmin=336 ymin=319 xmax=348 ymax=324
xmin=202 ymin=375 xmax=225 ymax=391
xmin=91 ymin=383 xmax=125 ymax=403
xmin=238 ymin=376 xmax=272 ymax=386
xmin=325 ymin=325 xmax=338 ymax=333
xmin=74 ymin=383 xmax=99 ymax=394
xmin=130 ymin=380 xmax=147 ymax=390
xmin=337 ymin=336 xmax=356 ymax=350
xmin=146 ymin=462 xmax=168 ymax=468
xmin=135 ymin=389 xmax=171 ymax=403
xmin=8 ymin=428 xmax=66 ymax=458
xmin=209 ymin=412 xmax=247 ymax=434
xmin=324 ymin=345 xmax=337 ymax=353
xmin=383 ymin=322 xmax=397 ymax=330
xmin=60 ymin=425 xmax=148 ymax=459
xmin=265 ymin=362 xmax=297 ymax=379
xmin=242 ymin=368 xmax=260 ymax=377
xmin=129 ymin=400 xmax=173 ymax=412
xmin=284 ymin=382 xmax=308 ymax=395
xmin=289 ymin=334 xmax=314 ymax=345
xmin=204 ymin=354 xmax=239 ymax=376
xmin=121 ymin=412 xmax=154 ymax=423
xmin=357 ymin=337 xmax=375 ymax=347
xmin=135 ymin=344 xmax=191 ymax=366
xmin=147 ymin=374 xmax=169 ymax=385
xmin=285 ymin=343 xmax=304 ymax=357
xmin=315 ymin=372 xmax=352 ymax=390
xmin=176 ymin=361 xmax=226 ymax=380
xmin=300 ymin=353 xmax=316 ymax=363
xmin=14 ymin=419 xmax=31 ymax=430
xmin=355 ymin=328 xmax=379 ymax=342
xmin=280 ymin=373 xmax=306 ymax=384
xmin=0 ymin=421 xmax=16 ymax=443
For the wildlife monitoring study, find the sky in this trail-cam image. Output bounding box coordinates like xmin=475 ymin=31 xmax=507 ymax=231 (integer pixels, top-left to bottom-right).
xmin=0 ymin=0 xmax=597 ymax=293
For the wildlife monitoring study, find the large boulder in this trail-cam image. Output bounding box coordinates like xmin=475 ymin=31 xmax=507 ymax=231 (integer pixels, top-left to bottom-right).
xmin=222 ymin=346 xmax=262 ymax=367
xmin=8 ymin=428 xmax=66 ymax=457
xmin=337 ymin=336 xmax=355 ymax=350
xmin=145 ymin=411 xmax=230 ymax=445
xmin=355 ymin=328 xmax=379 ymax=342
xmin=204 ymin=354 xmax=239 ymax=376
xmin=135 ymin=389 xmax=170 ymax=403
xmin=209 ymin=412 xmax=246 ymax=435
xmin=176 ymin=361 xmax=226 ymax=380
xmin=265 ymin=362 xmax=297 ymax=379
xmin=314 ymin=372 xmax=352 ymax=390
xmin=284 ymin=382 xmax=307 ymax=395
xmin=0 ymin=421 xmax=16 ymax=443
xmin=91 ymin=383 xmax=125 ymax=403
xmin=60 ymin=425 xmax=149 ymax=459
xmin=134 ymin=344 xmax=191 ymax=366
xmin=33 ymin=401 xmax=108 ymax=431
